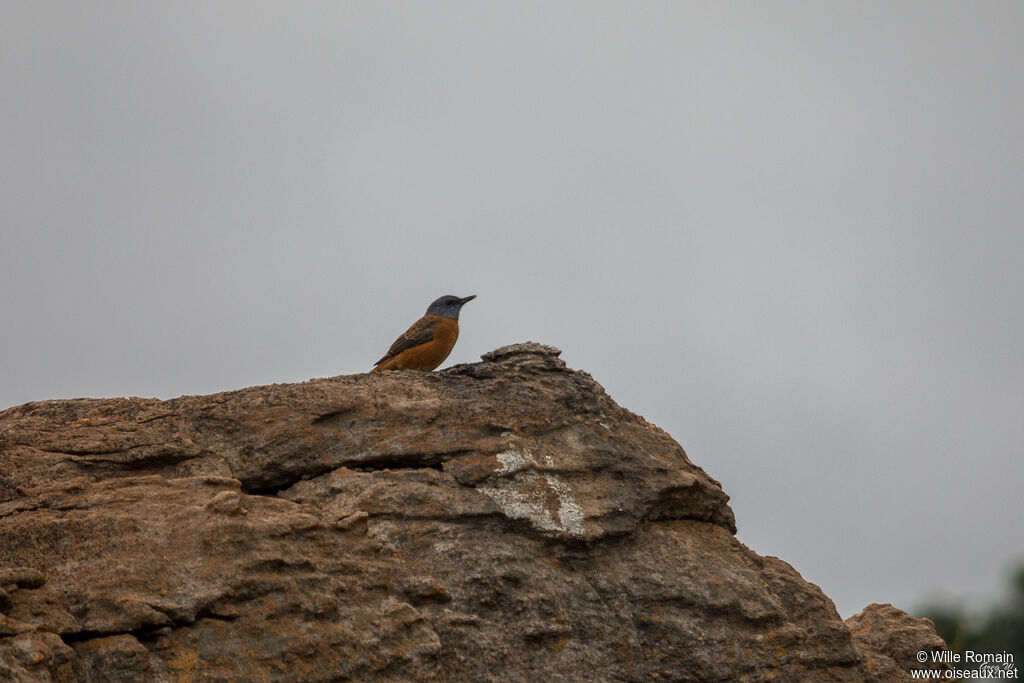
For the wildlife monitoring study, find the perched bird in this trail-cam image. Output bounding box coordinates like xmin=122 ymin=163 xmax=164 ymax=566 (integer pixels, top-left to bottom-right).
xmin=371 ymin=295 xmax=476 ymax=373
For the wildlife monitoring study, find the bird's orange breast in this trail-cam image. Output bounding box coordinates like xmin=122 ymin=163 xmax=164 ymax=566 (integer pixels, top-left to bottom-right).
xmin=375 ymin=316 xmax=459 ymax=372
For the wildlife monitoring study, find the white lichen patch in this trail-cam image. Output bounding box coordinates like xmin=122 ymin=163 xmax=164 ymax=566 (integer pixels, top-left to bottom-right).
xmin=480 ymin=447 xmax=587 ymax=538
xmin=494 ymin=448 xmax=532 ymax=474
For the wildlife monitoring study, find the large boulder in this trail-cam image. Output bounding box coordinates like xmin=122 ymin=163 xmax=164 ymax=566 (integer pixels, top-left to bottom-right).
xmin=0 ymin=343 xmax=944 ymax=680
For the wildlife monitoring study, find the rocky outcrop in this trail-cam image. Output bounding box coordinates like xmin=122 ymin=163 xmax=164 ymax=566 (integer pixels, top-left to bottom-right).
xmin=846 ymin=604 xmax=951 ymax=681
xmin=0 ymin=343 xmax=946 ymax=681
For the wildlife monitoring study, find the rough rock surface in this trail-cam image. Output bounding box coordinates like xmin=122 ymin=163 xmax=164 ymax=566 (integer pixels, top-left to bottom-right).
xmin=0 ymin=342 xmax=946 ymax=681
xmin=846 ymin=604 xmax=951 ymax=681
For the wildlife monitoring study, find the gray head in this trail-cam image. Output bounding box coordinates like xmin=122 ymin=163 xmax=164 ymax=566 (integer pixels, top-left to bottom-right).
xmin=426 ymin=294 xmax=476 ymax=320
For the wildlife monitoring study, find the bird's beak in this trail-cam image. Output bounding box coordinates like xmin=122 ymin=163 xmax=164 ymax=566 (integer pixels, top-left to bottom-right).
xmin=460 ymin=295 xmax=477 ymax=304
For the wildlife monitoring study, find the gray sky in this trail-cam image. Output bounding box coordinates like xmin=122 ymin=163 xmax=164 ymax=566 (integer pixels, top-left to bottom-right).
xmin=2 ymin=2 xmax=1022 ymax=619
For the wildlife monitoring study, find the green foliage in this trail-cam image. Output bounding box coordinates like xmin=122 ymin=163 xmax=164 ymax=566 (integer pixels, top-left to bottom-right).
xmin=918 ymin=563 xmax=1024 ymax=666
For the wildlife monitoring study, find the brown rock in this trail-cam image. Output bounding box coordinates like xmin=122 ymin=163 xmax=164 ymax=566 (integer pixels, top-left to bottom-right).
xmin=0 ymin=632 xmax=74 ymax=682
xmin=0 ymin=342 xmax=945 ymax=680
xmin=846 ymin=603 xmax=951 ymax=681
xmin=71 ymin=634 xmax=161 ymax=682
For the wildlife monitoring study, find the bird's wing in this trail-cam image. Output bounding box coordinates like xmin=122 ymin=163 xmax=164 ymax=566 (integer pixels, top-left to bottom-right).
xmin=374 ymin=316 xmax=441 ymax=366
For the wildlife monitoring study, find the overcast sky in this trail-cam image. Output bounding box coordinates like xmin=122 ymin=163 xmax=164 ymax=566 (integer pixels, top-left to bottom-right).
xmin=2 ymin=2 xmax=1022 ymax=619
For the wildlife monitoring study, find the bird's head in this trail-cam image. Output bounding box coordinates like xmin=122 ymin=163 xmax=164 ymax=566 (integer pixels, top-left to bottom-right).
xmin=426 ymin=294 xmax=476 ymax=320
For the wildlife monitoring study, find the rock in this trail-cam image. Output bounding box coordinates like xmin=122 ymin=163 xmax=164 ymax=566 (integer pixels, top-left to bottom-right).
xmin=0 ymin=632 xmax=74 ymax=682
xmin=71 ymin=634 xmax=162 ymax=682
xmin=0 ymin=342 xmax=945 ymax=680
xmin=846 ymin=603 xmax=952 ymax=681
xmin=0 ymin=568 xmax=47 ymax=589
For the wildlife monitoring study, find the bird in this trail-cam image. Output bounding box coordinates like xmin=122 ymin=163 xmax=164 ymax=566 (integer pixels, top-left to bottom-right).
xmin=371 ymin=295 xmax=476 ymax=373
